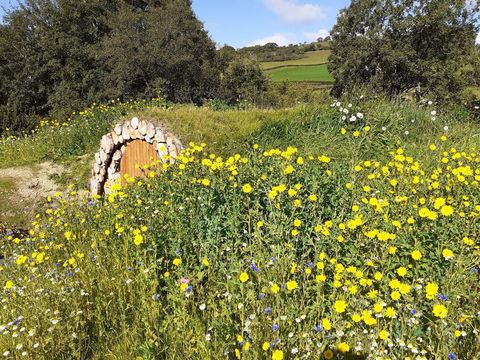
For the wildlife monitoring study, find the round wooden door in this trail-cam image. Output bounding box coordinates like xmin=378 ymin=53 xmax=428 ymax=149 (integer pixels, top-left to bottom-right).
xmin=120 ymin=140 xmax=159 ymax=182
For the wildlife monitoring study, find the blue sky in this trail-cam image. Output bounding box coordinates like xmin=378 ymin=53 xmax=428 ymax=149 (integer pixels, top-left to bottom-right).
xmin=0 ymin=0 xmax=348 ymax=48
xmin=1 ymin=0 xmax=478 ymax=48
xmin=191 ymin=0 xmax=349 ymax=48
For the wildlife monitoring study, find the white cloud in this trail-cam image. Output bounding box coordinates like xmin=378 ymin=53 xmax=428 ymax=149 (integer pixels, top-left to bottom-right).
xmin=303 ymin=29 xmax=330 ymax=41
xmin=263 ymin=0 xmax=325 ymax=24
xmin=248 ymin=34 xmax=293 ymax=47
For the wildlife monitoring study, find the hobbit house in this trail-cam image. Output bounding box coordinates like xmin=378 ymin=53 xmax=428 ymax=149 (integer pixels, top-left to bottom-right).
xmin=90 ymin=117 xmax=183 ymax=196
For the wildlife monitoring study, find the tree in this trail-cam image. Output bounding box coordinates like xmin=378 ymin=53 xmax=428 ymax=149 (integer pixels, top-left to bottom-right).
xmin=219 ymin=58 xmax=267 ymax=105
xmin=99 ymin=0 xmax=220 ymax=104
xmin=329 ymin=0 xmax=480 ymax=101
xmin=0 ymin=0 xmax=222 ymax=132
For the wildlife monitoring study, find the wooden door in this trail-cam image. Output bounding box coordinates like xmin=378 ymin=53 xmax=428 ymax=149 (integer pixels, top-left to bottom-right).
xmin=120 ymin=140 xmax=159 ymax=182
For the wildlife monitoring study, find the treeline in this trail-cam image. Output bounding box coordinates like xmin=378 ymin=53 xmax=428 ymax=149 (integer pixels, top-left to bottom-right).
xmin=0 ymin=0 xmax=267 ymax=133
xmin=236 ymin=40 xmax=331 ymax=62
xmin=329 ymin=0 xmax=480 ymax=102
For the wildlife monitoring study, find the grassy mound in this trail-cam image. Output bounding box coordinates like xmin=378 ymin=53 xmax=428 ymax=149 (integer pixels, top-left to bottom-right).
xmin=0 ymin=100 xmax=479 ymax=358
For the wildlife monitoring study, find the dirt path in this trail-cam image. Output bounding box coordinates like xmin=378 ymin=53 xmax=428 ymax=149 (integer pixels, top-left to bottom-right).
xmin=0 ymin=162 xmax=66 ymax=227
xmin=0 ymin=162 xmax=64 ymax=199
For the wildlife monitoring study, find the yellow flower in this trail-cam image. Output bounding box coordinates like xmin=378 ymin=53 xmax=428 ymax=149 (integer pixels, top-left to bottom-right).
xmin=399 ymin=283 xmax=411 ymax=295
xmin=239 ymin=272 xmax=249 ymax=283
xmin=425 ymin=282 xmax=439 ymax=300
xmin=440 ymin=205 xmax=454 ymax=216
xmin=286 ymin=280 xmax=298 ymax=291
xmin=271 ymin=283 xmax=280 ymax=294
xmin=337 ymin=342 xmax=350 ymax=353
xmin=379 ymin=330 xmax=390 ymax=340
xmin=284 ymin=165 xmax=294 ymax=175
xmin=272 ymin=350 xmax=284 ymax=360
xmin=350 ymin=313 xmax=361 ymax=323
xmin=173 ymin=258 xmax=182 ymax=266
xmin=262 ymin=342 xmax=270 ymax=351
xmin=385 ymin=307 xmax=396 ymax=318
xmin=15 ymin=255 xmax=28 ymax=266
xmin=4 ymin=280 xmax=14 ymax=290
xmin=293 ymin=219 xmax=302 ymax=227
xmin=241 ymin=183 xmax=252 ymax=193
xmin=442 ymin=248 xmax=454 ymax=260
xmin=64 ymin=231 xmax=72 ymax=241
xmin=316 ymin=274 xmax=327 ymax=283
xmin=333 ymin=300 xmax=347 ymax=313
xmin=397 ymin=267 xmax=407 ymax=277
xmin=202 ymin=258 xmax=210 ymax=267
xmin=322 ymin=318 xmax=332 ymax=330
xmin=133 ymin=234 xmax=144 ymax=246
xmin=308 ymin=194 xmax=318 ymax=202
xmin=432 ymin=304 xmax=448 ymax=318
xmin=391 ymin=291 xmax=401 ymax=301
xmin=340 ymin=128 xmax=347 ymax=135
xmin=411 ymin=250 xmax=422 ymax=261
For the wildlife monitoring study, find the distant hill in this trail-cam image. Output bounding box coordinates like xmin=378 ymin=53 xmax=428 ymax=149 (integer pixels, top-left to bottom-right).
xmin=261 ymin=50 xmax=333 ymax=84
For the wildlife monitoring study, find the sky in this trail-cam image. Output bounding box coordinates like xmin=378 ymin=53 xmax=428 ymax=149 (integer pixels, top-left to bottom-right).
xmin=0 ymin=0 xmax=479 ymax=48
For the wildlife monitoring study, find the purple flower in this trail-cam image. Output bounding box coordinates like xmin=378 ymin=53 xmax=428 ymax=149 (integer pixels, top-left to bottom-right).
xmin=264 ymin=307 xmax=272 ymax=315
xmin=87 ymin=200 xmax=94 ymax=206
xmin=258 ymin=293 xmax=266 ymax=300
xmin=314 ymin=325 xmax=322 ymax=332
xmin=186 ymin=286 xmax=192 ymax=293
xmin=307 ymin=261 xmax=314 ymax=268
xmin=271 ymin=256 xmax=276 ymax=263
xmin=410 ymin=309 xmax=417 ymax=315
xmin=473 ymin=267 xmax=478 ymax=274
xmin=127 ymin=266 xmax=132 ymax=271
xmin=438 ymin=294 xmax=448 ymax=301
xmin=250 ymin=262 xmax=260 ymax=272
xmin=272 ymin=323 xmax=279 ymax=331
xmin=448 ymin=354 xmax=457 ymax=360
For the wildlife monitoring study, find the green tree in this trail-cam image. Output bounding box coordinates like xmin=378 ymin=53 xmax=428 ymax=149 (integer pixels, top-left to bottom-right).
xmin=329 ymin=0 xmax=480 ymax=101
xmin=0 ymin=0 xmax=222 ymax=132
xmin=219 ymin=57 xmax=267 ymax=105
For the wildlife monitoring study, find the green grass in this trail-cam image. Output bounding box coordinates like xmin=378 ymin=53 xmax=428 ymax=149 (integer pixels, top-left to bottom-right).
xmin=1 ymin=98 xmax=480 ymax=358
xmin=265 ymin=64 xmax=334 ymax=83
xmin=260 ymin=50 xmax=331 ymax=70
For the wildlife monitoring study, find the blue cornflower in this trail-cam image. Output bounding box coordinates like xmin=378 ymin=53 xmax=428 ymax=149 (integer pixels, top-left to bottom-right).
xmin=272 ymin=323 xmax=279 ymax=331
xmin=448 ymin=353 xmax=457 ymax=360
xmin=258 ymin=293 xmax=266 ymax=300
xmin=438 ymin=294 xmax=448 ymax=301
xmin=250 ymin=262 xmax=260 ymax=272
xmin=410 ymin=309 xmax=417 ymax=315
xmin=264 ymin=307 xmax=272 ymax=315
xmin=315 ymin=325 xmax=323 ymax=332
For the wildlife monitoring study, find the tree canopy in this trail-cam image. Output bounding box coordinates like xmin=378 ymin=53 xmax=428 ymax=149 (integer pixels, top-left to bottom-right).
xmin=329 ymin=0 xmax=480 ymax=101
xmin=0 ymin=0 xmax=227 ymax=131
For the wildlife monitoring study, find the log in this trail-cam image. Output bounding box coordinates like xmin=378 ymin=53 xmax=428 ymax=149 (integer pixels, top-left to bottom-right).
xmin=114 ymin=123 xmax=122 ymax=136
xmin=131 ymin=117 xmax=139 ymax=129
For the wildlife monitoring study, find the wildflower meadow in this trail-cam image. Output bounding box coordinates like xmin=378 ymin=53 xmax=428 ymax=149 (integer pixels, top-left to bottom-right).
xmin=0 ymin=99 xmax=479 ymax=359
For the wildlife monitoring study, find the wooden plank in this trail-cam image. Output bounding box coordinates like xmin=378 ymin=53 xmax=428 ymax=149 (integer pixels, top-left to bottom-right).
xmin=120 ymin=140 xmax=159 ymax=183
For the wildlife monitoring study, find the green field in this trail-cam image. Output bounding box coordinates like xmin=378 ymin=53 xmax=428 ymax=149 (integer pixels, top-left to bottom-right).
xmin=266 ymin=63 xmax=334 ymax=82
xmin=260 ymin=50 xmax=331 ymax=70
